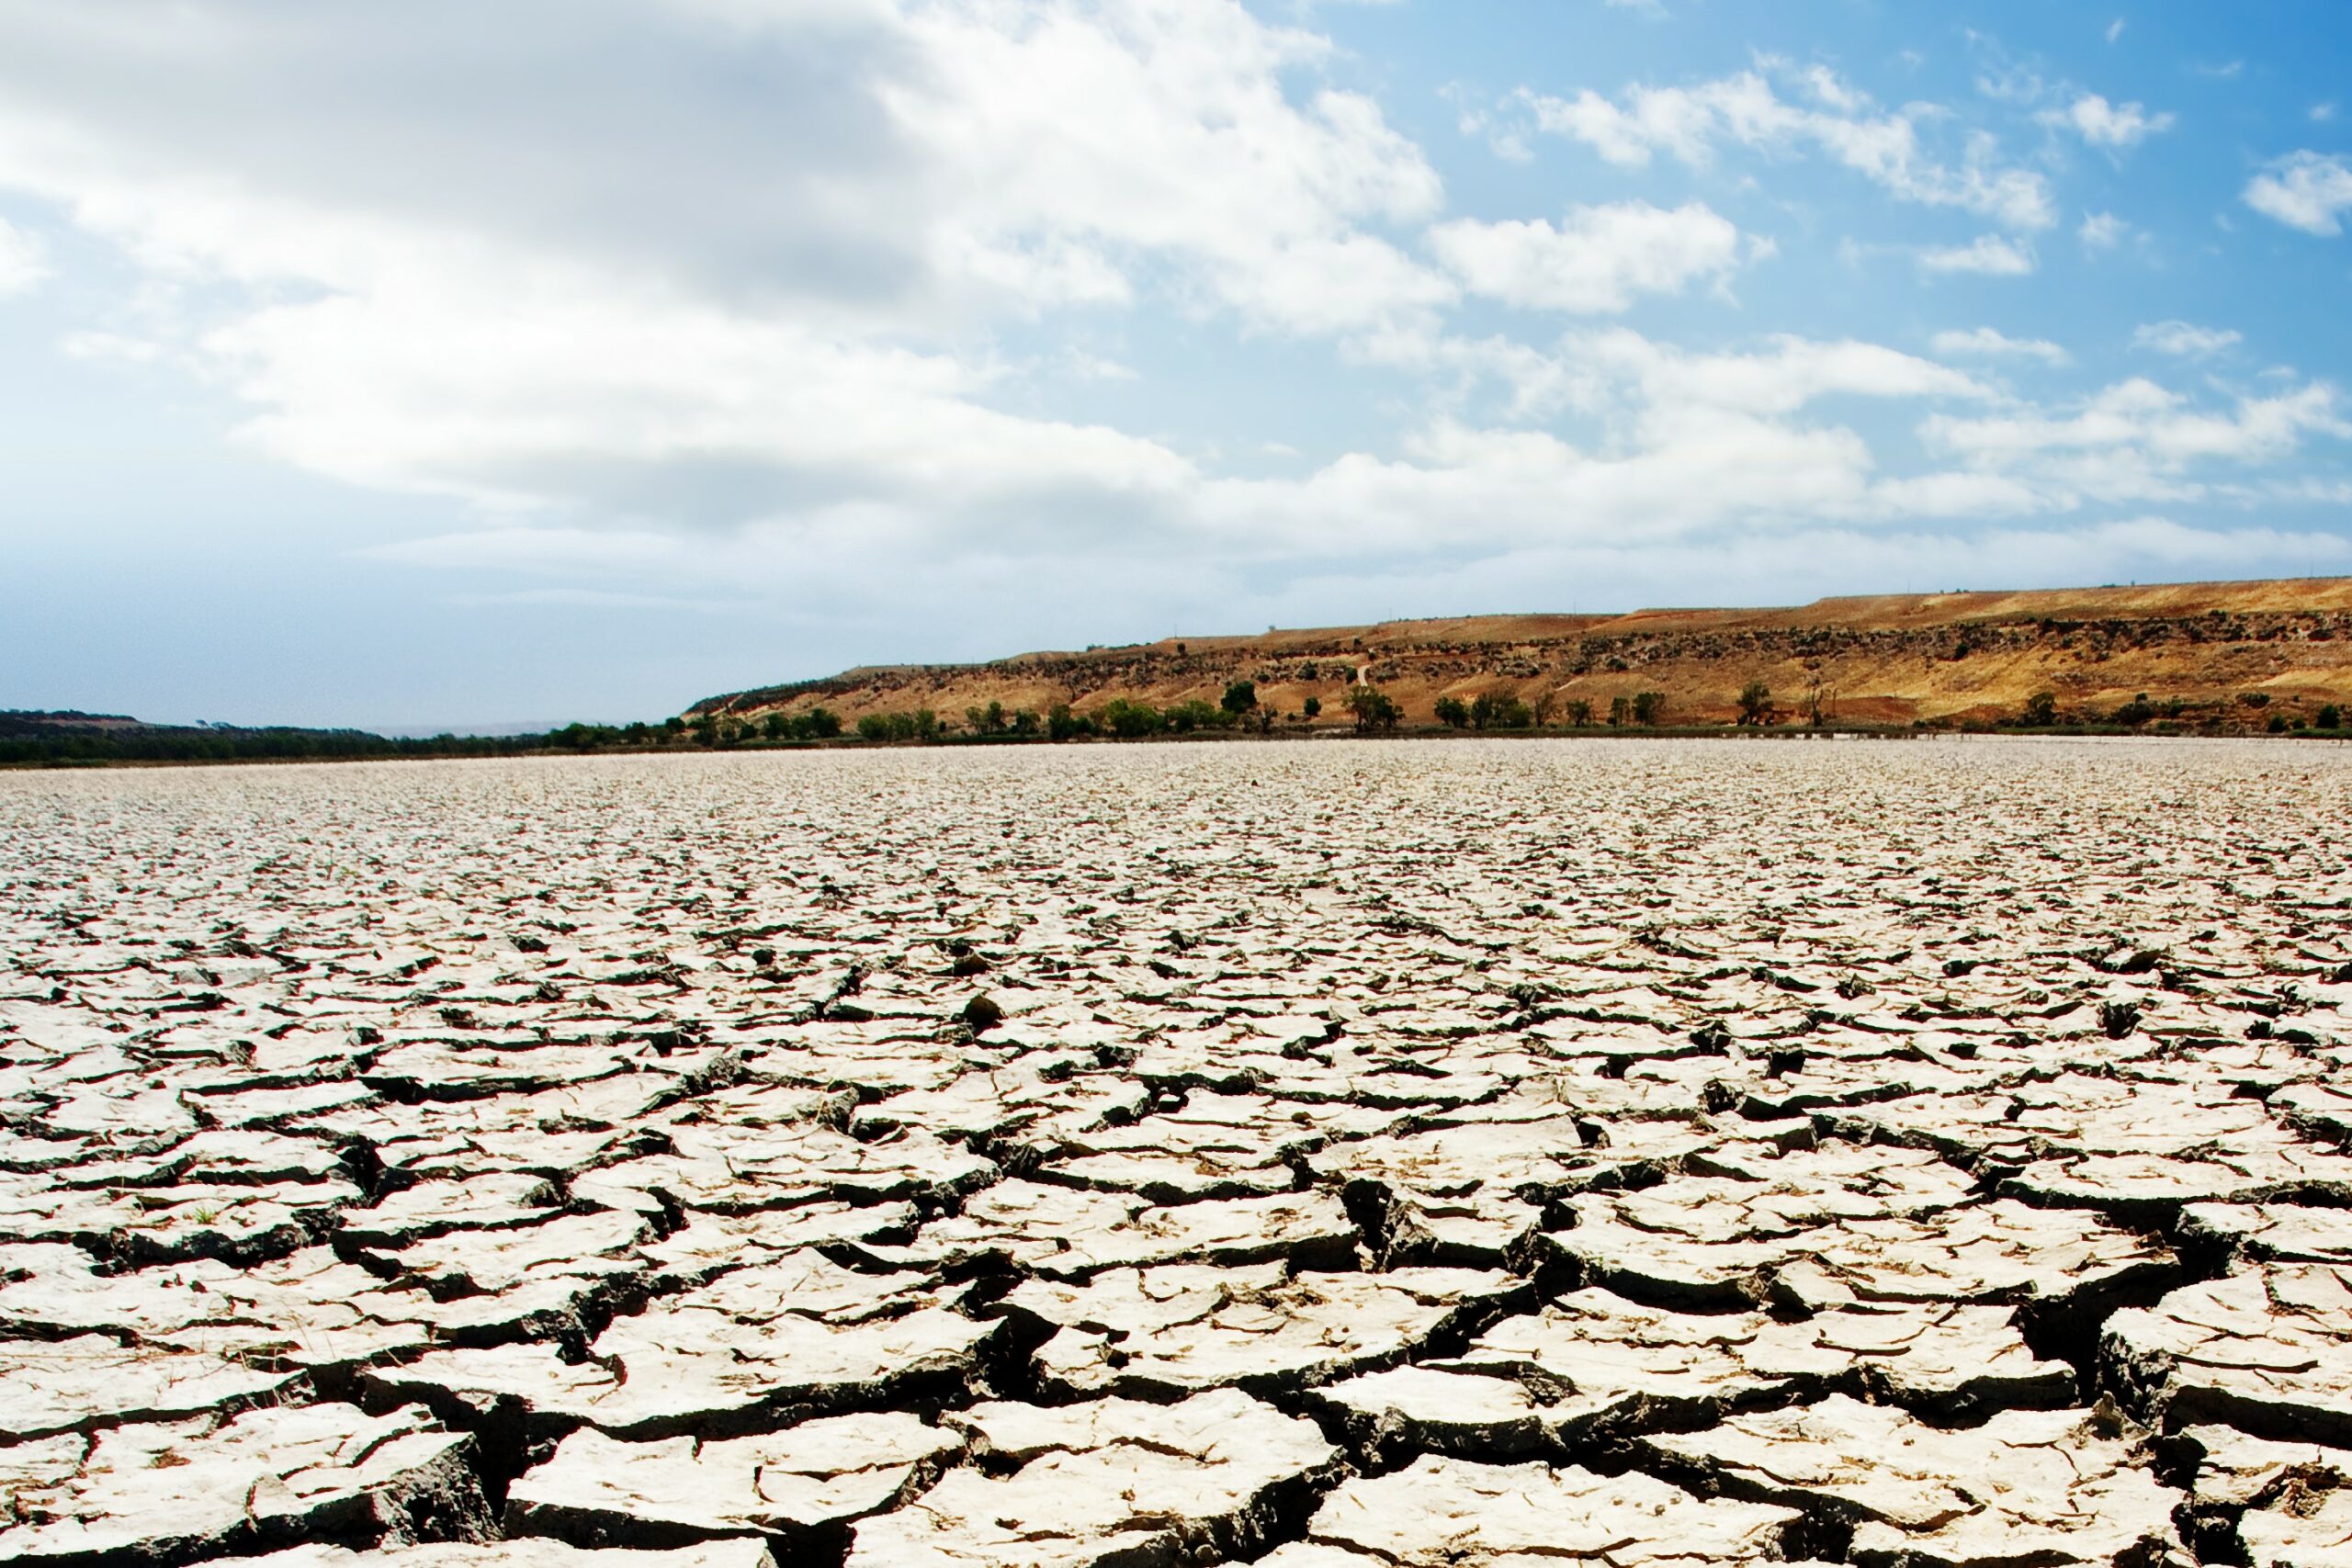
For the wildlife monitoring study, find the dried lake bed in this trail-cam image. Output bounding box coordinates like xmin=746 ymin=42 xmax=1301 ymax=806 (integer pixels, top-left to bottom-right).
xmin=4 ymin=737 xmax=2352 ymax=1568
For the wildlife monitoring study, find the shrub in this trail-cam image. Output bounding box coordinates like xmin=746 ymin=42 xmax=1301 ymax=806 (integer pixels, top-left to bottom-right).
xmin=1164 ymin=699 xmax=1225 ymax=732
xmin=763 ymin=713 xmax=789 ymax=741
xmin=1220 ymin=680 xmax=1258 ymax=715
xmin=2111 ymin=693 xmax=2159 ymax=727
xmin=1302 ymin=696 xmax=1321 ymax=720
xmin=1471 ymin=692 xmax=1532 ymax=729
xmin=856 ymin=711 xmax=935 ymax=742
xmin=2319 ymin=704 xmax=2342 ymax=730
xmin=1736 ymin=681 xmax=1774 ymax=727
xmin=1101 ymin=698 xmax=1164 ymax=738
xmin=1046 ymin=704 xmax=1093 ymax=740
xmin=1434 ymin=695 xmax=1470 ymax=729
xmin=801 ymin=707 xmax=842 ymax=739
xmin=2020 ymin=691 xmax=2058 ymax=727
xmin=1346 ymin=685 xmax=1401 ymax=733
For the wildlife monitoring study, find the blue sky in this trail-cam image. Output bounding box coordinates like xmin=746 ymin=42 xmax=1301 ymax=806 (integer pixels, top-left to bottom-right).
xmin=3 ymin=1 xmax=2350 ymax=729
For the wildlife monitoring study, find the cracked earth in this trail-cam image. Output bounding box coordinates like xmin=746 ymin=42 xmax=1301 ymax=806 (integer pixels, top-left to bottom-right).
xmin=4 ymin=739 xmax=2350 ymax=1568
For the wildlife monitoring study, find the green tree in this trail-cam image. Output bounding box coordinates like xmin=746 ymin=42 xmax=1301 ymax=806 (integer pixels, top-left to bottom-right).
xmin=1471 ymin=692 xmax=1531 ymax=729
xmin=1736 ymin=682 xmax=1774 ymax=727
xmin=1101 ymin=698 xmax=1164 ymax=738
xmin=801 ymin=707 xmax=842 ymax=739
xmin=1164 ymin=698 xmax=1224 ymax=732
xmin=1220 ymin=680 xmax=1258 ymax=715
xmin=1564 ymin=698 xmax=1593 ymax=728
xmin=763 ymin=713 xmax=789 ymax=741
xmin=2319 ymin=704 xmax=2342 ymax=730
xmin=855 ymin=713 xmax=894 ymax=741
xmin=1011 ymin=708 xmax=1041 ymax=736
xmin=2020 ymin=691 xmax=2058 ymax=727
xmin=1434 ymin=695 xmax=1470 ymax=728
xmin=1608 ymin=695 xmax=1629 ymax=728
xmin=1631 ymin=691 xmax=1666 ymax=726
xmin=1346 ymin=685 xmax=1401 ymax=733
xmin=1302 ymin=695 xmax=1321 ymax=720
xmin=1532 ymin=691 xmax=1560 ymax=728
xmin=1046 ymin=704 xmax=1091 ymax=740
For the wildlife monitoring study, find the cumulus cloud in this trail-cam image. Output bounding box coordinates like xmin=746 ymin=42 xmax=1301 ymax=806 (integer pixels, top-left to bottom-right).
xmin=1918 ymin=234 xmax=2037 ymax=275
xmin=2245 ymin=152 xmax=2352 ymax=236
xmin=0 ymin=0 xmax=2344 ymax=641
xmin=1932 ymin=326 xmax=2070 ymax=366
xmin=1922 ymin=378 xmax=2352 ymax=503
xmin=1515 ymin=65 xmax=2055 ymax=230
xmin=0 ymin=0 xmax=1460 ymax=526
xmin=2132 ymin=321 xmax=2242 ymax=357
xmin=1427 ymin=200 xmax=1743 ymax=313
xmin=2038 ymin=93 xmax=2173 ymax=148
xmin=2078 ymin=210 xmax=2129 ymax=250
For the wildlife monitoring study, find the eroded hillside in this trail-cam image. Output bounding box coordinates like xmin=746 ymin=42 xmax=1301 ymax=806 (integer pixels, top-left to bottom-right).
xmin=692 ymin=577 xmax=2352 ymax=732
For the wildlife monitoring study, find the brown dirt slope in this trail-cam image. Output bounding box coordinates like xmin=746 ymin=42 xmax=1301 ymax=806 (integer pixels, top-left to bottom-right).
xmin=690 ymin=576 xmax=2352 ymax=731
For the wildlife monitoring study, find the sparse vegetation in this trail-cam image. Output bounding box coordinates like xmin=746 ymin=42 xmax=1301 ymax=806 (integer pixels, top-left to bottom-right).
xmin=1736 ymin=682 xmax=1775 ymax=727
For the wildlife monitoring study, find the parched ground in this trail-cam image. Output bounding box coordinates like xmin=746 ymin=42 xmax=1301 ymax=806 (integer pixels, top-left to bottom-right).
xmin=4 ymin=739 xmax=2352 ymax=1568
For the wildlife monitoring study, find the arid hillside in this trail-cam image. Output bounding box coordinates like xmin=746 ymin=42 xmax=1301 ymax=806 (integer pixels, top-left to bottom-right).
xmin=691 ymin=576 xmax=2352 ymax=732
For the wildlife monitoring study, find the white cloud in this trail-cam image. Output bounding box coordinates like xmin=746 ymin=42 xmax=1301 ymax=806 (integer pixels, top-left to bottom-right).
xmin=0 ymin=0 xmax=1465 ymax=528
xmin=1516 ymin=66 xmax=2055 ymax=230
xmin=0 ymin=216 xmax=45 ymax=295
xmin=1427 ymin=200 xmax=1742 ymax=313
xmin=2312 ymin=102 xmax=2337 ymax=124
xmin=0 ymin=0 xmax=2346 ymax=634
xmin=2105 ymin=18 xmax=2124 ymax=43
xmin=2078 ymin=210 xmax=2128 ymax=250
xmin=1931 ymin=326 xmax=2069 ymax=366
xmin=1918 ymin=234 xmax=2036 ymax=275
xmin=2245 ymin=152 xmax=2352 ymax=236
xmin=2038 ymin=93 xmax=2173 ymax=148
xmin=1923 ymin=378 xmax=2352 ymax=503
xmin=2132 ymin=321 xmax=2242 ymax=357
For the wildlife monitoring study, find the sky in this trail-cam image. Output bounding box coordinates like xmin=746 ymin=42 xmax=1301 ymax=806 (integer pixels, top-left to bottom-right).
xmin=4 ymin=2 xmax=2351 ymax=730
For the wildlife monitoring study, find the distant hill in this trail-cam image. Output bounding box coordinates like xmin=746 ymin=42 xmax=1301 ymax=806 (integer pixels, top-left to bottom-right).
xmin=689 ymin=577 xmax=2352 ymax=734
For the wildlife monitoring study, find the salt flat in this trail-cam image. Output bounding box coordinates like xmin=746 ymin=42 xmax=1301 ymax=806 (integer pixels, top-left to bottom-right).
xmin=3 ymin=738 xmax=2350 ymax=1567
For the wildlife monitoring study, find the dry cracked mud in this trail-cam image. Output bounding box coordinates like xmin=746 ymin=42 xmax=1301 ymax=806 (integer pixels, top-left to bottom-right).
xmin=5 ymin=738 xmax=2352 ymax=1567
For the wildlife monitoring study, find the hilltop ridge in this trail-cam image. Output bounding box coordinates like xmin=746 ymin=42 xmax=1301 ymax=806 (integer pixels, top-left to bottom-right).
xmin=689 ymin=576 xmax=2352 ymax=734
